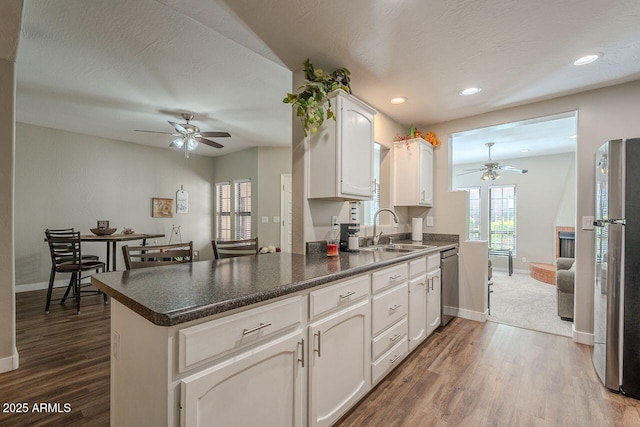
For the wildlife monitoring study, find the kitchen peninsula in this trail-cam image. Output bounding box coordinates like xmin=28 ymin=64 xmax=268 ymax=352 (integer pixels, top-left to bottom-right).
xmin=93 ymin=238 xmax=457 ymax=426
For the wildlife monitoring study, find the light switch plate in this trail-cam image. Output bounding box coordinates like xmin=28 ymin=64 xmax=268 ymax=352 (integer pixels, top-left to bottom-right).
xmin=331 ymin=215 xmax=339 ymax=229
xmin=273 ymin=216 xmax=280 ymax=223
xmin=426 ymin=216 xmax=434 ymax=227
xmin=261 ymin=216 xmax=268 ymax=224
xmin=582 ymin=215 xmax=594 ymax=230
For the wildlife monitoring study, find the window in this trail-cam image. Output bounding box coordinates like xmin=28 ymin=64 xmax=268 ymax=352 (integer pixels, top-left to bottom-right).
xmin=363 ymin=143 xmax=382 ymax=226
xmin=215 ymin=180 xmax=252 ymax=241
xmin=489 ymin=185 xmax=516 ymax=252
xmin=234 ymin=180 xmax=252 ymax=240
xmin=457 ymin=186 xmax=481 ymax=241
xmin=216 ymin=182 xmax=231 ymax=240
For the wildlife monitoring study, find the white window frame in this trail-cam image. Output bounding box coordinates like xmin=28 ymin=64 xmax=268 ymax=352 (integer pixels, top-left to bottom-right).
xmin=215 ymin=179 xmax=252 ymax=241
xmin=488 ymin=184 xmax=516 ymax=254
xmin=457 ymin=186 xmax=481 ymax=241
xmin=234 ymin=179 xmax=252 ymax=240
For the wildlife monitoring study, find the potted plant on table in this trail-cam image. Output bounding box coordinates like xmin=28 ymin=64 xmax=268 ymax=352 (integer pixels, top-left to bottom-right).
xmin=282 ymin=59 xmax=351 ymax=136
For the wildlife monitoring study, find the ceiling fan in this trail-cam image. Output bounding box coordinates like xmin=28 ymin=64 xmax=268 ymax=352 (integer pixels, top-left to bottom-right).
xmin=135 ymin=113 xmax=230 ymax=158
xmin=458 ymin=142 xmax=528 ymax=180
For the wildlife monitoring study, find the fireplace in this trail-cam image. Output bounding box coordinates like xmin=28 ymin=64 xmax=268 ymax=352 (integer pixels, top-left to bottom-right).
xmin=556 ymin=226 xmax=576 ymax=258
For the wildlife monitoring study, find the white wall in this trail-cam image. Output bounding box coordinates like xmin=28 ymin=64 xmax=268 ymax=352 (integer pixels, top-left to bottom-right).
xmin=15 ymin=123 xmax=216 ymax=288
xmin=425 ymin=79 xmax=640 ymax=341
xmin=453 ymin=152 xmax=576 ymax=271
xmin=0 ymin=0 xmax=22 ymax=373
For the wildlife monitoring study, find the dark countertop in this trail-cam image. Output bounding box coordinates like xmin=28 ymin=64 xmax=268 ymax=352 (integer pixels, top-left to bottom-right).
xmin=92 ymin=240 xmax=457 ymax=326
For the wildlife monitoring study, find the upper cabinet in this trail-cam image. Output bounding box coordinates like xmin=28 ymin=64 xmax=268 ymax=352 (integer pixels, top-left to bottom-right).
xmin=308 ymin=90 xmax=377 ymax=200
xmin=393 ymin=138 xmax=434 ymax=207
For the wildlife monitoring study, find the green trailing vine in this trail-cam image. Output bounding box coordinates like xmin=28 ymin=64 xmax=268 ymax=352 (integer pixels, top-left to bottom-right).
xmin=282 ymin=59 xmax=351 ymax=136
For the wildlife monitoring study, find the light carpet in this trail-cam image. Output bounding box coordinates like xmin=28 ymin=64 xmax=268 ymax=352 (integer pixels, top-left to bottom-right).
xmin=488 ymin=271 xmax=573 ymax=337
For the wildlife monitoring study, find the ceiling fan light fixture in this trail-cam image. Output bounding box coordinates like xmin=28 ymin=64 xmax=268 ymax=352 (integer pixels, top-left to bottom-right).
xmin=187 ymin=137 xmax=198 ymax=151
xmin=481 ymin=171 xmax=491 ymax=181
xmin=172 ymin=137 xmax=184 ymax=148
xmin=492 ymin=171 xmax=501 ymax=180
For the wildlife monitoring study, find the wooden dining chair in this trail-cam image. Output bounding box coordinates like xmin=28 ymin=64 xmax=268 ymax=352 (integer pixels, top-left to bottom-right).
xmin=45 ymin=230 xmax=107 ymax=314
xmin=212 ymin=238 xmax=259 ymax=259
xmin=122 ymin=242 xmax=193 ymax=270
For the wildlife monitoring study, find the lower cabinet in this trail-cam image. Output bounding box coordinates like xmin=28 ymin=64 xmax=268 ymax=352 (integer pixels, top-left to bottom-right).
xmin=180 ymin=329 xmax=305 ymax=427
xmin=408 ymin=275 xmax=428 ymax=351
xmin=427 ymin=269 xmax=442 ymax=337
xmin=308 ymin=299 xmax=371 ymax=427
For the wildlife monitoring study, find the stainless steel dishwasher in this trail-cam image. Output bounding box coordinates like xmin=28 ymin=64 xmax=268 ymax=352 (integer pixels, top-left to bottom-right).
xmin=440 ymin=247 xmax=459 ymax=326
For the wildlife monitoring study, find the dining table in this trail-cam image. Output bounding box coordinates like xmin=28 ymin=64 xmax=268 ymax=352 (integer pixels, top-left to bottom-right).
xmin=80 ymin=233 xmax=165 ymax=271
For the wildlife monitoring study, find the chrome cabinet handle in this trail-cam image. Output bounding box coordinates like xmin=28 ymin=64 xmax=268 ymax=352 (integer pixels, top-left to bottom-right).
xmin=242 ymin=322 xmax=272 ymax=335
xmin=390 ymin=354 xmax=401 ymax=364
xmin=339 ymin=291 xmax=356 ymax=299
xmin=315 ymin=331 xmax=321 ymax=357
xmin=390 ymin=333 xmax=402 ymax=342
xmin=298 ymin=339 xmax=305 ymax=367
xmin=389 ymin=304 xmax=401 ymax=311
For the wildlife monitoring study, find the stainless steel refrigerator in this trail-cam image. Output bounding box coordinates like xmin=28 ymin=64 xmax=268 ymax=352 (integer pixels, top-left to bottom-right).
xmin=593 ymin=138 xmax=640 ymax=398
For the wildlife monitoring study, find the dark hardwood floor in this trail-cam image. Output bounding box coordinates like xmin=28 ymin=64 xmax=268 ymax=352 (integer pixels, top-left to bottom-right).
xmin=2 ymin=289 xmax=640 ymax=426
xmin=0 ymin=288 xmax=110 ymax=427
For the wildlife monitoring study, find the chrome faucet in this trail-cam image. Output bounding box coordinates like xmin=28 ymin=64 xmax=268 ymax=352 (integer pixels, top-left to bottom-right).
xmin=372 ymin=208 xmax=399 ymax=245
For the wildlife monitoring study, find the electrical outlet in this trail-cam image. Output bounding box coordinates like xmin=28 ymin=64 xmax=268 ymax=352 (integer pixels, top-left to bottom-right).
xmin=582 ymin=215 xmax=595 ymax=230
xmin=273 ymin=216 xmax=280 ymax=223
xmin=261 ymin=216 xmax=268 ymax=224
xmin=426 ymin=216 xmax=434 ymax=227
xmin=331 ymin=215 xmax=338 ymax=229
xmin=521 ymin=257 xmax=527 ymax=263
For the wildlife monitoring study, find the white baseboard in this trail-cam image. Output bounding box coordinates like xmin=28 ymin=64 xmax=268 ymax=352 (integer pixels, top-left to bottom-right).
xmin=457 ymin=307 xmax=487 ymax=323
xmin=16 ymin=279 xmax=68 ymax=293
xmin=0 ymin=347 xmax=19 ymax=373
xmin=573 ymin=325 xmax=594 ymax=345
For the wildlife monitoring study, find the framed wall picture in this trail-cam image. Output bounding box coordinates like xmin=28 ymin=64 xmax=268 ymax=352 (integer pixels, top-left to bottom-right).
xmin=152 ymin=198 xmax=174 ymax=218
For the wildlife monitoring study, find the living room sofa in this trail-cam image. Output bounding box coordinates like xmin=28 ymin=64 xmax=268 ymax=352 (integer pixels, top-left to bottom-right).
xmin=556 ymin=257 xmax=575 ymax=321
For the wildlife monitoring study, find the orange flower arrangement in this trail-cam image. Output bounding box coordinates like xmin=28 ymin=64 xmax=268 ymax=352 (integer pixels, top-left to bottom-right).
xmin=425 ymin=131 xmax=440 ymax=148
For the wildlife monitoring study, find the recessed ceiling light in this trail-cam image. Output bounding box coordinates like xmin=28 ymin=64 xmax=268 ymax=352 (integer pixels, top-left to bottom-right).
xmin=521 ymin=149 xmax=530 ymax=153
xmin=570 ymin=134 xmax=577 ymax=139
xmin=459 ymin=87 xmax=482 ymax=96
xmin=573 ymin=53 xmax=602 ymax=66
xmin=390 ymin=96 xmax=408 ymax=104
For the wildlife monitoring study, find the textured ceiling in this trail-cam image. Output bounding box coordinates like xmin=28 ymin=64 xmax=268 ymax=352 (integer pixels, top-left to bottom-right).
xmin=15 ymin=0 xmax=640 ymax=156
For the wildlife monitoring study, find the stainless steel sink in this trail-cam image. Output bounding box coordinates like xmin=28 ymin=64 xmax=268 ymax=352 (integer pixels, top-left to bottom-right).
xmin=360 ymin=243 xmax=437 ymax=253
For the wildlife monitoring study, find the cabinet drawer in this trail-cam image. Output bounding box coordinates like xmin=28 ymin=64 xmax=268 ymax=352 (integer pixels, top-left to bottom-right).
xmin=427 ymin=253 xmax=440 ymax=272
xmin=409 ymin=257 xmax=426 ymax=278
xmin=178 ymin=296 xmax=304 ymax=372
xmin=372 ymin=339 xmax=409 ymax=384
xmin=372 ymin=316 xmax=407 ymax=361
xmin=372 ymin=263 xmax=408 ymax=293
xmin=372 ymin=283 xmax=408 ymax=336
xmin=309 ymin=274 xmax=370 ymax=319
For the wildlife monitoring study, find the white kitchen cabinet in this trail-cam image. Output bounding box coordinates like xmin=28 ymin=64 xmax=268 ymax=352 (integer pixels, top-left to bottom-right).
xmin=426 ymin=268 xmax=442 ymax=337
xmin=181 ymin=329 xmax=305 ymax=427
xmin=308 ymin=90 xmax=377 ymax=200
xmin=408 ymin=275 xmax=428 ymax=351
xmin=308 ymin=298 xmax=371 ymax=427
xmin=393 ymin=138 xmax=434 ymax=206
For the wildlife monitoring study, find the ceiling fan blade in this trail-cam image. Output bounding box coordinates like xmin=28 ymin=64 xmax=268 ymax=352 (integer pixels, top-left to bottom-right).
xmin=498 ymin=165 xmax=528 ymax=173
xmin=169 ymin=121 xmax=187 ymax=134
xmin=462 ymin=167 xmax=487 ymax=172
xmin=199 ymin=131 xmax=231 ymax=138
xmin=134 ymin=129 xmax=176 ymax=135
xmin=197 ymin=137 xmax=224 ymax=149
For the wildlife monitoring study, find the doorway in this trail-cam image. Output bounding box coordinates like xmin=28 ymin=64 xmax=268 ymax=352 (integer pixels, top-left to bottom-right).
xmin=451 ymin=112 xmax=577 ymax=336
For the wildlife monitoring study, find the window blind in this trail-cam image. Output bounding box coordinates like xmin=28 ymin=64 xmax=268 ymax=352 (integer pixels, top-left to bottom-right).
xmin=234 ymin=180 xmax=252 ymax=240
xmin=457 ymin=186 xmax=481 ymax=241
xmin=215 ymin=182 xmax=231 ymax=241
xmin=489 ymin=185 xmax=516 ymax=253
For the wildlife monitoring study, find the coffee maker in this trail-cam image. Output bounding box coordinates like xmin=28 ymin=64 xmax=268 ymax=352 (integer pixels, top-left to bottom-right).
xmin=339 ymin=202 xmax=360 ymax=252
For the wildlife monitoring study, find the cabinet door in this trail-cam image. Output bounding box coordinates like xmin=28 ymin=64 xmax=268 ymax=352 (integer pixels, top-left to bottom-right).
xmin=308 ymin=299 xmax=371 ymax=427
xmin=181 ymin=330 xmax=305 ymax=427
xmin=427 ymin=269 xmax=441 ymax=336
xmin=408 ymin=275 xmax=428 ymax=351
xmin=340 ymin=96 xmax=374 ymax=198
xmin=419 ymin=142 xmax=434 ymax=206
